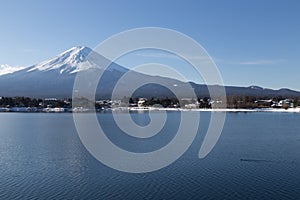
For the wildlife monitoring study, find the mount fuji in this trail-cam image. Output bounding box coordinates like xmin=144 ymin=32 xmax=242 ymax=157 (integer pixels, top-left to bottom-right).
xmin=0 ymin=46 xmax=299 ymax=99
xmin=0 ymin=46 xmax=193 ymax=98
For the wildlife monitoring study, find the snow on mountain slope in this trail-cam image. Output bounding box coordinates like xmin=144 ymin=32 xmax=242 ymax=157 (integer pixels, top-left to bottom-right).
xmin=27 ymin=46 xmax=93 ymax=74
xmin=0 ymin=64 xmax=25 ymax=76
xmin=25 ymin=46 xmax=128 ymax=75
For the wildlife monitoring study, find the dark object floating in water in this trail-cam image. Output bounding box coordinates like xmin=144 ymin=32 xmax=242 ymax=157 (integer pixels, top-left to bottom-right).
xmin=240 ymin=158 xmax=273 ymax=163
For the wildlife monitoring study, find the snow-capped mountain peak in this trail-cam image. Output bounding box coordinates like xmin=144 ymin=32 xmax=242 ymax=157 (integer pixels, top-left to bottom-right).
xmin=27 ymin=46 xmax=93 ymax=74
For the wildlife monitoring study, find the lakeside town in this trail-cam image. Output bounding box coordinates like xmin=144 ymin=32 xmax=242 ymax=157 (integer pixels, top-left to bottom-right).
xmin=0 ymin=96 xmax=300 ymax=113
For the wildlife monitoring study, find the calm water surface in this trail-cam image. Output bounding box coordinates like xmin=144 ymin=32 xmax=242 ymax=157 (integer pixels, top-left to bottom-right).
xmin=0 ymin=112 xmax=300 ymax=199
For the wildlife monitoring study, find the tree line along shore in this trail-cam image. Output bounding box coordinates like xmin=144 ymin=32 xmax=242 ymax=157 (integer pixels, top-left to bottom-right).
xmin=0 ymin=95 xmax=299 ymax=113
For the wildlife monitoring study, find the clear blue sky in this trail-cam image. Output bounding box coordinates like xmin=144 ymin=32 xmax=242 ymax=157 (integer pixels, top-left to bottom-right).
xmin=0 ymin=0 xmax=299 ymax=90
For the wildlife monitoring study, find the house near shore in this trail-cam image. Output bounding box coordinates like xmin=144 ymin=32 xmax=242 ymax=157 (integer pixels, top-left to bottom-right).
xmin=274 ymin=99 xmax=294 ymax=108
xmin=138 ymin=98 xmax=147 ymax=107
xmin=42 ymin=107 xmax=66 ymax=113
xmin=184 ymin=103 xmax=198 ymax=109
xmin=10 ymin=107 xmax=38 ymax=112
xmin=254 ymin=99 xmax=295 ymax=109
xmin=255 ymin=99 xmax=274 ymax=107
xmin=0 ymin=107 xmax=9 ymax=112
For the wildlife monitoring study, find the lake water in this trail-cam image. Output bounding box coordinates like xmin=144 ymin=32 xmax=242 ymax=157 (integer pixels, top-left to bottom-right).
xmin=1 ymin=112 xmax=300 ymax=199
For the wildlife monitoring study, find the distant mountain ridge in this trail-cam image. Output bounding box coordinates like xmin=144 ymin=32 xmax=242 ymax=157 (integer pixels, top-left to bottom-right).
xmin=0 ymin=46 xmax=299 ymax=99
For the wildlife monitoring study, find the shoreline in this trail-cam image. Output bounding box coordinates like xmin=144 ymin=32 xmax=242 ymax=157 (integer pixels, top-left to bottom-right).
xmin=127 ymin=107 xmax=300 ymax=113
xmin=1 ymin=107 xmax=300 ymax=113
